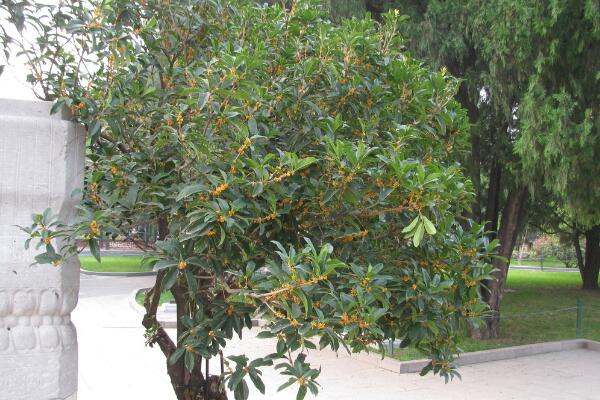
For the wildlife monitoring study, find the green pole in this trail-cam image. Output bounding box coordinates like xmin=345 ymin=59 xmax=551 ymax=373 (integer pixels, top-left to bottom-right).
xmin=576 ymin=298 xmax=583 ymax=338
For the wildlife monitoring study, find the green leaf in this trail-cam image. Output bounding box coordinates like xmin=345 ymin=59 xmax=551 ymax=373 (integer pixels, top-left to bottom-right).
xmin=124 ymin=184 xmax=140 ymax=207
xmin=153 ymin=259 xmax=178 ymax=271
xmin=419 ymin=362 xmax=433 ymax=376
xmin=297 ymin=290 xmax=310 ymax=316
xmin=219 ymin=226 xmax=226 ymax=247
xmin=177 ymin=184 xmax=207 ymax=201
xmin=198 ymin=92 xmax=210 ymax=110
xmin=422 ymin=215 xmax=437 ymax=235
xmin=277 ymin=377 xmax=297 ymax=392
xmin=230 ymin=369 xmax=246 ymax=389
xmin=89 ymin=239 xmax=101 ymax=262
xmin=252 ymin=182 xmax=264 ymax=197
xmin=428 ymin=322 xmax=440 ymax=335
xmin=322 ymin=189 xmax=338 ymax=203
xmin=295 ymin=157 xmax=317 ymax=171
xmin=184 ymin=350 xmax=195 ymax=372
xmin=488 ymin=239 xmax=500 ymax=251
xmin=296 ymin=384 xmax=308 ymax=400
xmin=50 ymin=100 xmax=64 ymax=115
xmin=303 ymin=58 xmax=319 ymax=75
xmin=89 ymin=120 xmax=102 ymax=141
xmin=249 ymin=357 xmax=273 ymax=368
xmin=34 ymin=252 xmax=62 ymax=265
xmin=169 ymin=348 xmax=185 ymax=365
xmin=233 ymin=380 xmax=250 ymax=400
xmin=162 ymin=268 xmax=178 ymax=291
xmin=402 ymin=216 xmax=419 ymax=233
xmin=228 ymin=355 xmax=249 ymax=366
xmin=248 ymin=117 xmax=258 ymax=135
xmin=248 ymin=371 xmax=265 ymax=394
xmin=413 ymin=223 xmax=425 ymax=247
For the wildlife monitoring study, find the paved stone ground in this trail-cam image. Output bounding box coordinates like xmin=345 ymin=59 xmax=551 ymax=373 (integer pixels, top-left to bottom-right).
xmin=74 ymin=275 xmax=600 ymax=400
xmin=75 ymin=275 xmax=174 ymax=400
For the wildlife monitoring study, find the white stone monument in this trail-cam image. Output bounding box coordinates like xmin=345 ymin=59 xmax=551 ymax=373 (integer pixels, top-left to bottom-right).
xmin=0 ymin=99 xmax=85 ymax=400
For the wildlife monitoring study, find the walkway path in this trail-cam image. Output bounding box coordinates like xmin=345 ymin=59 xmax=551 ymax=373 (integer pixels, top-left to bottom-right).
xmin=73 ymin=275 xmax=600 ymax=400
xmin=75 ymin=274 xmax=175 ymax=400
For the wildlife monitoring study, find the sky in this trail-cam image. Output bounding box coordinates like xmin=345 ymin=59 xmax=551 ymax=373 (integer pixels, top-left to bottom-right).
xmin=1 ymin=3 xmax=48 ymax=101
xmin=0 ymin=62 xmax=37 ymax=100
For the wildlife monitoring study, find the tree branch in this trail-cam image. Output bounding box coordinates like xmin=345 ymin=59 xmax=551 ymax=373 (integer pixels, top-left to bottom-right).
xmin=142 ymin=270 xmax=176 ymax=357
xmin=100 ymin=131 xmax=131 ymax=153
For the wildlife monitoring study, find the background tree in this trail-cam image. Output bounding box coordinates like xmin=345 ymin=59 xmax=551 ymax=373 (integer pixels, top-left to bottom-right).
xmin=393 ymin=0 xmax=600 ymax=296
xmin=325 ymin=0 xmax=368 ymax=19
xmin=9 ymin=1 xmax=494 ymax=399
xmin=515 ymin=0 xmax=600 ymax=290
xmin=527 ymin=196 xmax=586 ymax=272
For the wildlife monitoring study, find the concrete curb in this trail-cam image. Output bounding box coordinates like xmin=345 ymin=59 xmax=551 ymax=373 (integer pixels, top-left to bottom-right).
xmin=356 ymin=339 xmax=600 ymax=374
xmin=128 ymin=288 xmax=177 ymax=329
xmin=81 ymin=268 xmax=157 ymax=277
xmin=584 ymin=340 xmax=600 ymax=352
xmin=128 ymin=288 xmax=148 ymax=316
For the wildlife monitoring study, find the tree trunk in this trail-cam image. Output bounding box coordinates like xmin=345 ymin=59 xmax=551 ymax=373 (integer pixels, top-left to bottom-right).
xmin=484 ymin=161 xmax=502 ymax=238
xmin=469 ymin=131 xmax=482 ymax=224
xmin=581 ymin=225 xmax=600 ymax=290
xmin=471 ymin=187 xmax=528 ymax=339
xmin=364 ymin=0 xmax=389 ymax=21
xmin=573 ymin=232 xmax=584 ymax=274
xmin=144 ymin=217 xmax=229 ymax=400
xmin=455 ymin=83 xmax=482 ymax=224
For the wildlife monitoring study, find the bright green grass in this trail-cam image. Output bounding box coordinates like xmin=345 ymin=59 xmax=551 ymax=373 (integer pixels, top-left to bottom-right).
xmin=389 ymin=270 xmax=600 ymax=360
xmin=511 ymin=257 xmax=573 ymax=268
xmin=80 ymin=255 xmax=150 ymax=273
xmin=135 ymin=289 xmax=174 ymax=305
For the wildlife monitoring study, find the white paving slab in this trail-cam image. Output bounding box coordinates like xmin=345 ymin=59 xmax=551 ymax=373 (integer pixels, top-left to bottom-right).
xmin=73 ymin=276 xmax=600 ymax=400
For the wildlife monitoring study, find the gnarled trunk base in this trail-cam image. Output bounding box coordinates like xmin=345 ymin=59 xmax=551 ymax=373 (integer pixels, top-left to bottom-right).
xmin=582 ymin=226 xmax=600 ymax=290
xmin=174 ymin=375 xmax=227 ymax=400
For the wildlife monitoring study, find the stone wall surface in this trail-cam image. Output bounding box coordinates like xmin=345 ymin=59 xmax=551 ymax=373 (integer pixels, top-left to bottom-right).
xmin=0 ymin=99 xmax=85 ymax=400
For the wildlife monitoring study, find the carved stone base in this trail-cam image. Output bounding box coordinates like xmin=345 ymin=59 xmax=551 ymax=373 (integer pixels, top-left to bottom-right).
xmin=0 ymin=337 xmax=77 ymax=400
xmin=0 ymin=99 xmax=85 ymax=400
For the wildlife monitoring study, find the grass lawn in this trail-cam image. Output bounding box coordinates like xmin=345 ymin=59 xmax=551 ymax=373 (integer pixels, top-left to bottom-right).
xmin=80 ymin=255 xmax=151 ymax=273
xmin=389 ymin=270 xmax=600 ymax=360
xmin=511 ymin=256 xmax=573 ymax=268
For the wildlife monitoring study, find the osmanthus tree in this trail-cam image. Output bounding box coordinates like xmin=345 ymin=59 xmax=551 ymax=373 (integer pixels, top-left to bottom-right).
xmin=10 ymin=0 xmax=494 ymax=399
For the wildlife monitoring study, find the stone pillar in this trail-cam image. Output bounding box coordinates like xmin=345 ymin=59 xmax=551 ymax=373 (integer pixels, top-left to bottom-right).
xmin=0 ymin=99 xmax=85 ymax=400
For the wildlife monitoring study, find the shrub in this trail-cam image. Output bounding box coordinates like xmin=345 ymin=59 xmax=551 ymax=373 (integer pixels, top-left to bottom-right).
xmin=11 ymin=0 xmax=494 ymax=399
xmin=532 ymin=235 xmax=578 ymax=268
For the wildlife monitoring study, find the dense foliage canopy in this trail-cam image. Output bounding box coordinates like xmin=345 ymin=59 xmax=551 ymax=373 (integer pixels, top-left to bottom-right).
xmin=10 ymin=0 xmax=494 ymax=398
xmin=513 ymin=1 xmax=600 ymax=224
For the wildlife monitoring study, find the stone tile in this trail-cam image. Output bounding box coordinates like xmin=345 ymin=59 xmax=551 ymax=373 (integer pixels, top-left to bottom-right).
xmin=72 ymin=276 xmax=600 ymax=400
